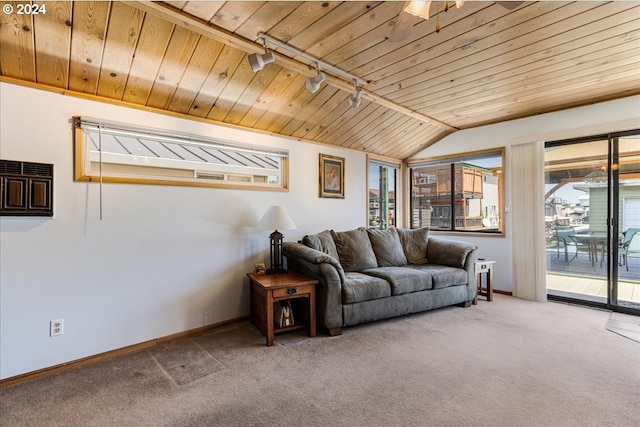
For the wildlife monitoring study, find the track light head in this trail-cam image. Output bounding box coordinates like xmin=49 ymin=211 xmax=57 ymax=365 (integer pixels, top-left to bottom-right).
xmin=305 ymin=71 xmax=326 ymax=93
xmin=248 ymin=51 xmax=275 ymax=72
xmin=348 ymin=87 xmax=362 ymax=108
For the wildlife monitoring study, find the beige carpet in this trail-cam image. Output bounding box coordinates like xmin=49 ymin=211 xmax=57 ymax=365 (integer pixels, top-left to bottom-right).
xmin=1 ymin=295 xmax=638 ymax=427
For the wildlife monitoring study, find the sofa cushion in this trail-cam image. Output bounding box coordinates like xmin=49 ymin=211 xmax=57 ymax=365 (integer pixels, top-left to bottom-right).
xmin=396 ymin=227 xmax=430 ymax=264
xmin=342 ymin=272 xmax=391 ymax=304
xmin=301 ymin=230 xmax=339 ymax=261
xmin=408 ymin=264 xmax=467 ymax=289
xmin=331 ymin=227 xmax=378 ymax=272
xmin=362 ymin=266 xmax=433 ymax=296
xmin=426 ymin=237 xmax=475 ymax=268
xmin=366 ymin=228 xmax=407 ymax=267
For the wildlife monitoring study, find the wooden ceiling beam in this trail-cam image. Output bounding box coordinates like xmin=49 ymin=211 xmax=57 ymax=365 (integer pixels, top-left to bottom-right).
xmin=127 ymin=1 xmax=458 ymax=133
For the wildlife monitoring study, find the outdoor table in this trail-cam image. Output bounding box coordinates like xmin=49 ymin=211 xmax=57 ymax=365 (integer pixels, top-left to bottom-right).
xmin=572 ymin=233 xmax=607 ymax=267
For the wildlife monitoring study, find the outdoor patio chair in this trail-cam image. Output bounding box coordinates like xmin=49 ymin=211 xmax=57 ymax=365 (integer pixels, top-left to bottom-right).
xmin=554 ymin=226 xmax=590 ymax=264
xmin=622 ymin=231 xmax=640 ymax=272
xmin=553 ymin=226 xmax=572 ymax=262
xmin=619 ymin=228 xmax=640 ymax=268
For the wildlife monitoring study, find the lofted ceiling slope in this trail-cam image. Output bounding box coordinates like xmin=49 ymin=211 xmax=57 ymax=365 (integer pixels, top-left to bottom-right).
xmin=1 ymin=1 xmax=639 ymax=159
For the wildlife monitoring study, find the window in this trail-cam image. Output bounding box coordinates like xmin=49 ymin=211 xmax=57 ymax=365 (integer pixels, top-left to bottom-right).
xmin=74 ymin=117 xmax=289 ymax=191
xmin=409 ymin=149 xmax=504 ymax=233
xmin=368 ymin=159 xmax=399 ymax=229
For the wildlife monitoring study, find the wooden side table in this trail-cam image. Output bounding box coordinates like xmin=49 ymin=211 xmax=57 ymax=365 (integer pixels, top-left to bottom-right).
xmin=473 ymin=260 xmax=495 ymax=304
xmin=247 ymin=271 xmax=317 ymax=346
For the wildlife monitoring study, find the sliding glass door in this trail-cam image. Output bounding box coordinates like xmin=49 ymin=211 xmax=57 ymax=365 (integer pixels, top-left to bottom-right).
xmin=544 ymin=131 xmax=640 ymax=314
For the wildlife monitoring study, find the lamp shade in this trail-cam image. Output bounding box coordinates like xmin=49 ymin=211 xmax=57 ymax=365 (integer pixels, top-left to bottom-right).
xmin=257 ymin=205 xmax=297 ymax=231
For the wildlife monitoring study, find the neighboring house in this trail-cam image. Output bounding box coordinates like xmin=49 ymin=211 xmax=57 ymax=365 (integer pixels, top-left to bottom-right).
xmin=581 ymin=182 xmax=640 ymax=234
xmin=412 ymin=163 xmax=499 ymax=230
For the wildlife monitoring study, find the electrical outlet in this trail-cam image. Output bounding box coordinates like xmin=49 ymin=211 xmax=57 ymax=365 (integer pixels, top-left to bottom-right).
xmin=50 ymin=319 xmax=64 ymax=337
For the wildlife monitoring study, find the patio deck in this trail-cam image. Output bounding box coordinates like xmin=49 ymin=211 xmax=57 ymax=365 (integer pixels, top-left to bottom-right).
xmin=546 ymin=249 xmax=640 ymax=305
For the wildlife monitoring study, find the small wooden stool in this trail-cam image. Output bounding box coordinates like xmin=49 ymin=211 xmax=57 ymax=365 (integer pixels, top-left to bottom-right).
xmin=473 ymin=260 xmax=495 ymax=305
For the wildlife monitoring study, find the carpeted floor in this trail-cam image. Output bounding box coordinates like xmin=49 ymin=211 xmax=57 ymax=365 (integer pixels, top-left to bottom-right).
xmin=1 ymin=295 xmax=639 ymax=427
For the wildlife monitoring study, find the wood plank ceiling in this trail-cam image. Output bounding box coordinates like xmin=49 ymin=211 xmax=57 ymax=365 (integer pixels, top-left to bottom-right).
xmin=1 ymin=1 xmax=639 ymax=160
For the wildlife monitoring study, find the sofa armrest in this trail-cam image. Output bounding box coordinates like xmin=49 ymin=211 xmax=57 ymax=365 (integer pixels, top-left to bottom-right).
xmin=283 ymin=242 xmax=345 ymax=330
xmin=462 ymin=247 xmax=478 ymax=301
xmin=427 ymin=237 xmax=477 ymax=268
xmin=427 ymin=237 xmax=478 ymax=301
xmin=283 ymin=242 xmax=345 ymax=281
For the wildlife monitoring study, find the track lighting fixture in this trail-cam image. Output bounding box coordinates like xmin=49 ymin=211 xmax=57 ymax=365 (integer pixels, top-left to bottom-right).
xmin=305 ymin=65 xmax=326 ymax=93
xmin=248 ymin=41 xmax=275 ymax=72
xmin=348 ymin=85 xmax=362 ymax=108
xmin=248 ymin=51 xmax=275 ymax=71
xmin=249 ymin=33 xmax=363 ymax=107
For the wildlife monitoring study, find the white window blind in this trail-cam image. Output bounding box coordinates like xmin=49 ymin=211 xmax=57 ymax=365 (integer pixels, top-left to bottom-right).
xmin=74 ymin=117 xmax=289 ymax=191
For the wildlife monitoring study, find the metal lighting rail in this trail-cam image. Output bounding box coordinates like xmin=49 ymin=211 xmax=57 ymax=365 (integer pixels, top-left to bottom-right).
xmin=258 ymin=32 xmax=361 ymax=87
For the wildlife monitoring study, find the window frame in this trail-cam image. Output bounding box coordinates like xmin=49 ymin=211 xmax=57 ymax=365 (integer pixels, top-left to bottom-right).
xmin=407 ymin=148 xmax=505 ymax=236
xmin=73 ymin=117 xmax=289 ymax=192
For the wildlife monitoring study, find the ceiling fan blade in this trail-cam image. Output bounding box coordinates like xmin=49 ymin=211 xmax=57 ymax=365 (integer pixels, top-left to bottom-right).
xmin=496 ymin=1 xmax=524 ymax=10
xmin=388 ymin=2 xmax=419 ymax=43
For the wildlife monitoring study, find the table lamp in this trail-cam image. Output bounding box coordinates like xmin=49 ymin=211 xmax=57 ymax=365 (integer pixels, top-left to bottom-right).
xmin=257 ymin=205 xmax=297 ymax=274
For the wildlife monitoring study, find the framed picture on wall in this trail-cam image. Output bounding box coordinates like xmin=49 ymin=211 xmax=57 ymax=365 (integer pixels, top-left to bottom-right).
xmin=319 ymin=154 xmax=345 ymax=198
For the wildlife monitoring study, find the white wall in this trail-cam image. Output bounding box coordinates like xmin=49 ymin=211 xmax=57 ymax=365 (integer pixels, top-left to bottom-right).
xmin=411 ymin=95 xmax=640 ymax=295
xmin=0 ymin=82 xmax=367 ymax=379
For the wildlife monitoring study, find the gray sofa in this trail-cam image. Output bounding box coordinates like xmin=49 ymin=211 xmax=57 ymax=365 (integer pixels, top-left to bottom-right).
xmin=282 ymin=227 xmax=478 ymax=335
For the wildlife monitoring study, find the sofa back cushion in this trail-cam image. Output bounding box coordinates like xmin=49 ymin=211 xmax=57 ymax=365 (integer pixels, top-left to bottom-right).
xmin=331 ymin=227 xmax=378 ymax=272
xmin=366 ymin=227 xmax=407 ymax=267
xmin=301 ymin=230 xmax=339 ymax=260
xmin=396 ymin=227 xmax=430 ymax=264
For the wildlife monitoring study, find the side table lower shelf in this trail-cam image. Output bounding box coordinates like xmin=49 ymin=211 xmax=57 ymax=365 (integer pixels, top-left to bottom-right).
xmin=247 ymin=272 xmax=318 ymax=346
